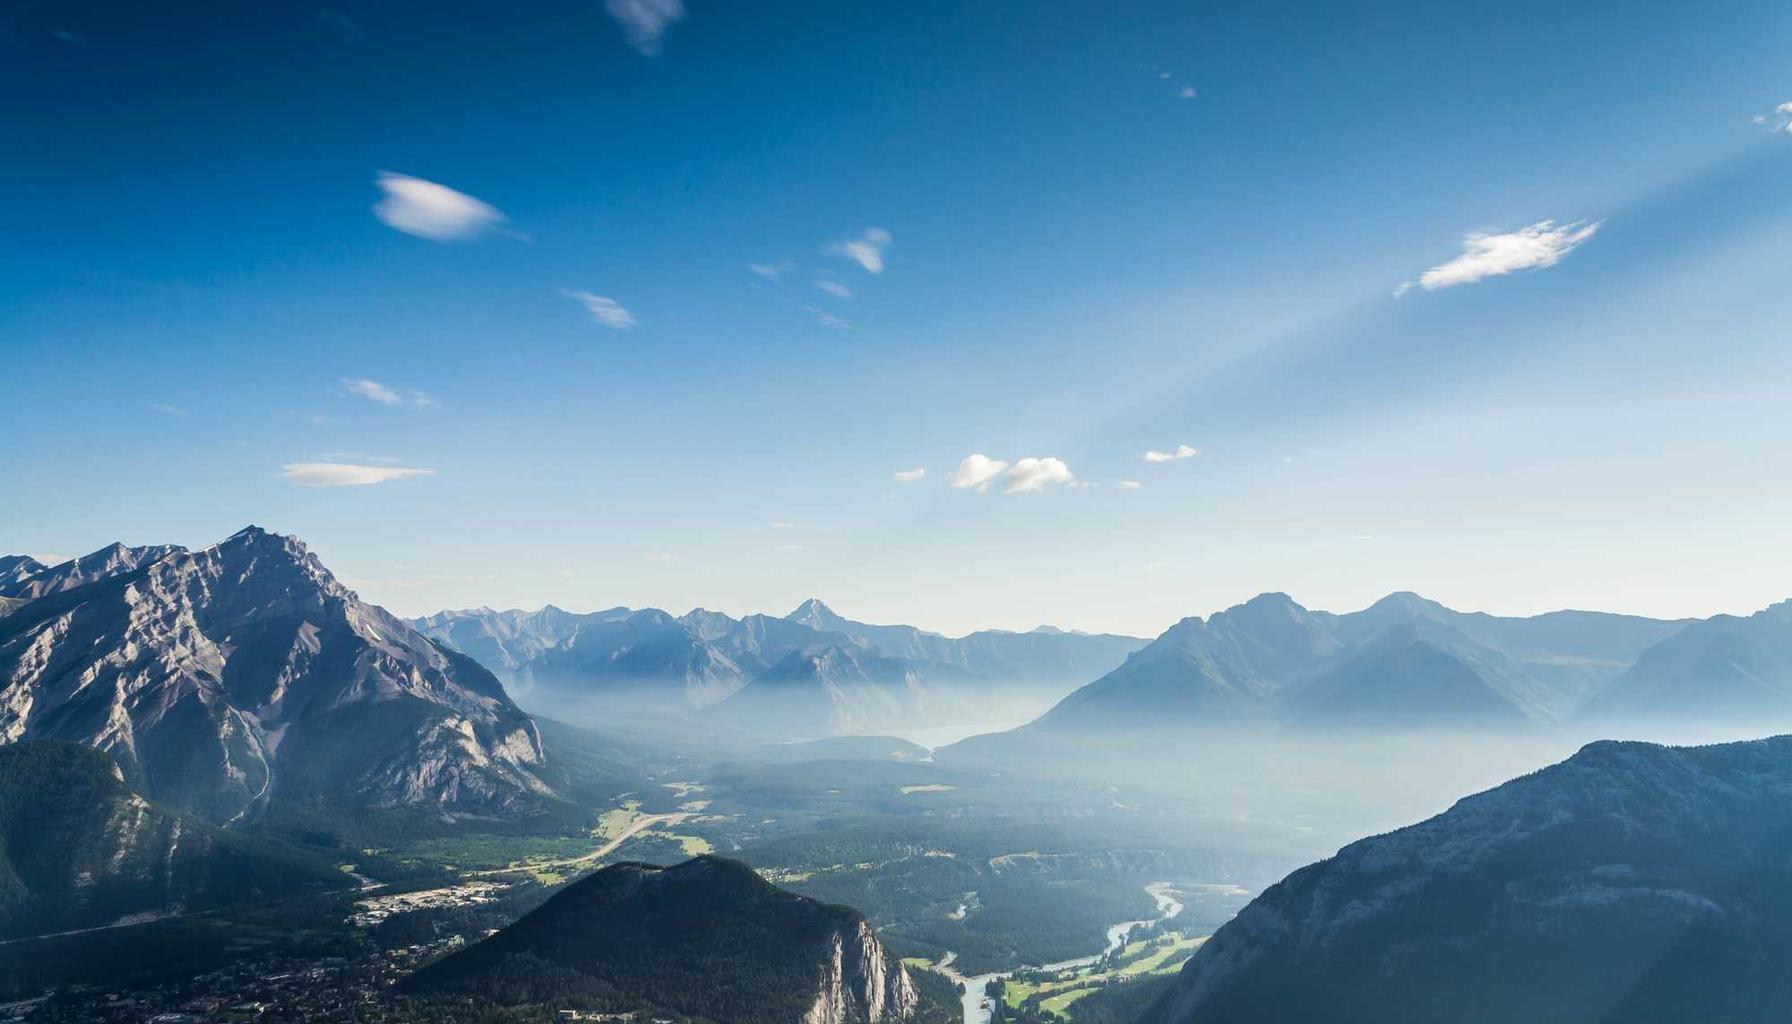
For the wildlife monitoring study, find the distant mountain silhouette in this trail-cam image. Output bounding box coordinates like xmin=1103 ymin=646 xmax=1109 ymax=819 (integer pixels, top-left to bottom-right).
xmin=972 ymin=590 xmax=1695 ymax=743
xmin=414 ymin=599 xmax=1144 ymax=738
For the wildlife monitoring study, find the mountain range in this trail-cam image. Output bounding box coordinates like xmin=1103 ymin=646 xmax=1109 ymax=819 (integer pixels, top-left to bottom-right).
xmin=974 ymin=589 xmax=1765 ymax=740
xmin=0 ymin=527 xmax=557 ymax=831
xmin=413 ymin=598 xmax=1146 ymax=737
xmin=406 ymin=854 xmax=956 ymax=1024
xmin=1143 ymin=734 xmax=1792 ymax=1024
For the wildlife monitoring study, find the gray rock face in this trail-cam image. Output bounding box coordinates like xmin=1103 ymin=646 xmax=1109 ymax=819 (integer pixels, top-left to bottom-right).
xmin=1145 ymin=735 xmax=1792 ymax=1024
xmin=0 ymin=526 xmax=552 ymax=825
xmin=806 ymin=918 xmax=919 ymax=1024
xmin=0 ymin=542 xmax=184 ymax=600
xmin=0 ymin=555 xmax=47 ymax=593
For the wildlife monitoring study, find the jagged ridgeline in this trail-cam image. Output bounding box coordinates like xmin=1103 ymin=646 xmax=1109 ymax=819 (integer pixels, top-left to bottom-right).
xmin=0 ymin=527 xmax=562 ymax=836
xmin=413 ymin=598 xmax=1147 ymax=738
xmin=0 ymin=741 xmax=348 ymax=938
xmin=405 ymin=855 xmax=961 ymax=1024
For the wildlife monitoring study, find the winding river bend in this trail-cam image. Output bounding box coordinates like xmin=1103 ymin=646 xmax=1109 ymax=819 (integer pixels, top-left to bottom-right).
xmin=938 ymin=883 xmax=1185 ymax=1024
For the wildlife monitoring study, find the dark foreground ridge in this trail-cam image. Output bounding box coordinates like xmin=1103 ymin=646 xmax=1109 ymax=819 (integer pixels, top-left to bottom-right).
xmin=1142 ymin=734 xmax=1792 ymax=1024
xmin=406 ymin=854 xmax=952 ymax=1024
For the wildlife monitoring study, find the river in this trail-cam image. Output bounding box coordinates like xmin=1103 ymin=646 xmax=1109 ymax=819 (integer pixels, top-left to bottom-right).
xmin=939 ymin=882 xmax=1185 ymax=1024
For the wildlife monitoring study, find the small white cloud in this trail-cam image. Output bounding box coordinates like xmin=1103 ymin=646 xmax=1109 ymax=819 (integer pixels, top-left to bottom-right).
xmin=281 ymin=461 xmax=435 ymax=487
xmin=604 ymin=0 xmax=685 ymax=55
xmin=149 ymin=403 xmax=186 ymax=416
xmin=564 ymin=290 xmax=638 ymax=329
xmin=748 ymin=261 xmax=793 ymax=280
xmin=770 ymin=521 xmax=796 ymax=529
xmin=830 ymin=227 xmax=893 ymax=274
xmin=373 ymin=172 xmax=505 ymax=242
xmin=342 ymin=377 xmax=402 ymax=405
xmin=1116 ymin=480 xmax=1143 ymax=489
xmin=950 ymin=454 xmax=1009 ymax=490
xmin=774 ymin=544 xmax=804 ymax=552
xmin=801 ymin=305 xmax=853 ymax=329
xmin=557 ymin=568 xmax=576 ymax=577
xmin=1147 ymin=65 xmax=1197 ymax=101
xmin=1392 ymin=281 xmax=1414 ymax=299
xmin=814 ymin=279 xmax=853 ymax=299
xmin=1758 ymin=101 xmax=1792 ymax=133
xmin=893 ymin=467 xmax=926 ymax=483
xmin=1002 ymin=457 xmax=1075 ymax=494
xmin=1412 ymin=219 xmax=1602 ymax=291
xmin=409 ymin=390 xmax=437 ymax=408
xmin=1143 ymin=444 xmax=1198 ymax=463
xmin=951 ymin=454 xmax=1077 ymax=494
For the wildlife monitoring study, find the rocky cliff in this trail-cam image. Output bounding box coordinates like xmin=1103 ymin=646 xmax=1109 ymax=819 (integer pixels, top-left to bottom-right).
xmin=0 ymin=526 xmax=553 ymax=828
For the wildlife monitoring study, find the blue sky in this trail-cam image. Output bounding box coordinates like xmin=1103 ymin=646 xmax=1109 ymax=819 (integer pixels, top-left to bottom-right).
xmin=5 ymin=1 xmax=1792 ymax=635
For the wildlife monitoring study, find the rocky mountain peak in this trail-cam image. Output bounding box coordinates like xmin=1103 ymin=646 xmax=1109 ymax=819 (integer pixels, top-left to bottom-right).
xmin=787 ymin=597 xmax=847 ymax=629
xmin=0 ymin=527 xmax=553 ymax=827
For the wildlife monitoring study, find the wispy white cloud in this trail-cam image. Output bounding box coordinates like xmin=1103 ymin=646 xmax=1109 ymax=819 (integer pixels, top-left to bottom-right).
xmin=1145 ymin=64 xmax=1198 ymax=101
xmin=950 ymin=454 xmax=1009 ymax=490
xmin=605 ymin=0 xmax=684 ymax=55
xmin=563 ymin=290 xmax=638 ymax=329
xmin=373 ymin=172 xmax=506 ymax=242
xmin=1116 ymin=480 xmax=1143 ymax=490
xmin=770 ymin=521 xmax=796 ymax=529
xmin=1002 ymin=457 xmax=1075 ymax=494
xmin=830 ymin=227 xmax=892 ymax=274
xmin=1403 ymin=219 xmax=1602 ymax=293
xmin=801 ymin=305 xmax=853 ymax=329
xmin=814 ymin=279 xmax=853 ymax=299
xmin=149 ymin=403 xmax=186 ymax=416
xmin=281 ymin=461 xmax=436 ymax=487
xmin=1143 ymin=444 xmax=1198 ymax=463
xmin=1754 ymin=101 xmax=1792 ymax=133
xmin=342 ymin=377 xmax=402 ymax=405
xmin=893 ymin=467 xmax=926 ymax=483
xmin=748 ymin=260 xmax=795 ymax=280
xmin=340 ymin=378 xmax=434 ymax=408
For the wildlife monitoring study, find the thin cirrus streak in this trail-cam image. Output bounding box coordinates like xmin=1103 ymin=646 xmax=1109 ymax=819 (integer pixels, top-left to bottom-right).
xmin=281 ymin=462 xmax=436 ymax=487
